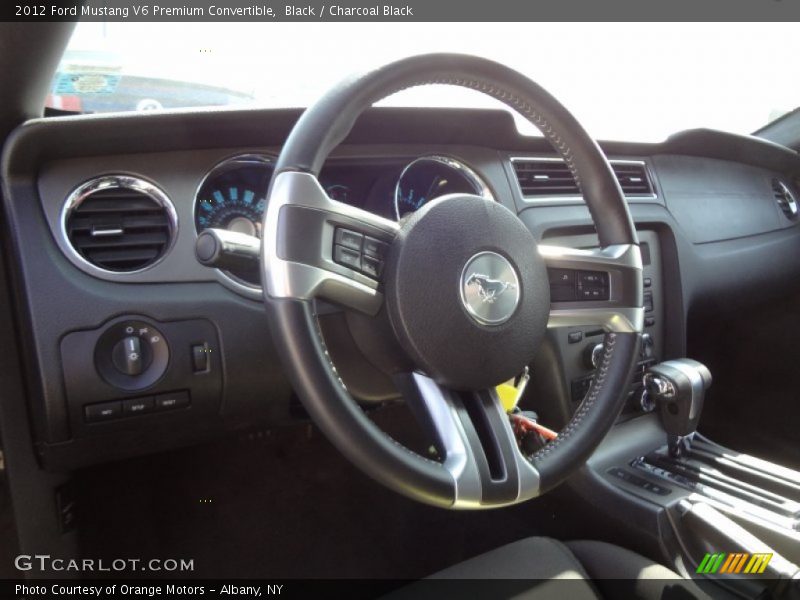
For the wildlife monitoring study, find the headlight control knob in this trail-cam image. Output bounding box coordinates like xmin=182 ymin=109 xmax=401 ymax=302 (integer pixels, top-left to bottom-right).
xmin=95 ymin=320 xmax=170 ymax=391
xmin=111 ymin=336 xmax=151 ymax=376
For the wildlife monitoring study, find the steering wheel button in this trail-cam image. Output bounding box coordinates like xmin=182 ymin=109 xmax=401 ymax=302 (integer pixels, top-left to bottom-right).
xmin=578 ymin=271 xmax=609 ymax=287
xmin=578 ymin=286 xmax=609 ymax=301
xmin=548 ymin=268 xmax=575 ymax=285
xmin=333 ymin=244 xmax=362 ymax=270
xmin=123 ymin=396 xmax=154 ymax=416
xmin=361 ymin=256 xmax=383 ymax=279
xmin=334 ymin=228 xmax=363 ymax=251
xmin=363 ymin=236 xmax=388 ymax=259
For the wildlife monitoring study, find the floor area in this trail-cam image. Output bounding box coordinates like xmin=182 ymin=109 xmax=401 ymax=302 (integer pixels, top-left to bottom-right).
xmin=73 ymin=404 xmax=592 ymax=579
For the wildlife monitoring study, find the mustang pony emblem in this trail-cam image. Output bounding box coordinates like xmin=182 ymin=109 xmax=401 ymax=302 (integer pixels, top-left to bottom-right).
xmin=465 ymin=273 xmax=517 ymax=304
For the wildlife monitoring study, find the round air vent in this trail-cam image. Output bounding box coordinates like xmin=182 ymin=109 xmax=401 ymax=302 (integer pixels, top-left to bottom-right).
xmin=62 ymin=176 xmax=177 ymax=273
xmin=771 ymin=178 xmax=799 ymax=220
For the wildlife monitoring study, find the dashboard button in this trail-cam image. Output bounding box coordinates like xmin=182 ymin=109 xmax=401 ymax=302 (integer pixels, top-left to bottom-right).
xmin=155 ymin=390 xmax=190 ymax=411
xmin=644 ymin=277 xmax=652 ymax=288
xmin=363 ymin=236 xmax=388 ymax=260
xmin=567 ymin=331 xmax=584 ymax=344
xmin=644 ymin=292 xmax=654 ymax=312
xmin=333 ymin=245 xmax=361 ymax=270
xmin=645 ymin=317 xmax=655 ymax=327
xmin=334 ymin=228 xmax=363 ymax=252
xmin=191 ymin=343 xmax=210 ymax=372
xmin=85 ymin=401 xmax=122 ymax=422
xmin=123 ymin=396 xmax=154 ymax=416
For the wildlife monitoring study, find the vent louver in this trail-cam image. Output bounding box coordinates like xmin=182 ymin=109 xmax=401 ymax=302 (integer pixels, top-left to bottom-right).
xmin=512 ymin=158 xmax=655 ymax=198
xmin=771 ymin=179 xmax=799 ymax=220
xmin=611 ymin=162 xmax=653 ymax=195
xmin=63 ymin=176 xmax=176 ymax=273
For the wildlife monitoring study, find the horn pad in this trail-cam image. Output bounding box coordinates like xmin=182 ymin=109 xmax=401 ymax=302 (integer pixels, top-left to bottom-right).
xmin=384 ymin=194 xmax=550 ymax=390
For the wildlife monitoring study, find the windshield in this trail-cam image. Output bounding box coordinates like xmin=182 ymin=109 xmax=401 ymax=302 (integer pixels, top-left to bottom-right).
xmin=48 ymin=22 xmax=798 ymax=142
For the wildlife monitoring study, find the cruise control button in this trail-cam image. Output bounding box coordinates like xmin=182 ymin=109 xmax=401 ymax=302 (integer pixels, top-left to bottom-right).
xmin=578 ymin=271 xmax=609 ymax=287
xmin=155 ymin=391 xmax=190 ymax=411
xmin=363 ymin=236 xmax=388 ymax=260
xmin=334 ymin=228 xmax=363 ymax=252
xmin=578 ymin=286 xmax=609 ymax=300
xmin=333 ymin=245 xmax=361 ymax=270
xmin=123 ymin=396 xmax=154 ymax=416
xmin=361 ymin=256 xmax=383 ymax=279
xmin=85 ymin=401 xmax=122 ymax=422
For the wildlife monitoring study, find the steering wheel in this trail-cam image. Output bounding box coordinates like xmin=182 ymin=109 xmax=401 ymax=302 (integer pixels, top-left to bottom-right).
xmin=262 ymin=54 xmax=643 ymax=509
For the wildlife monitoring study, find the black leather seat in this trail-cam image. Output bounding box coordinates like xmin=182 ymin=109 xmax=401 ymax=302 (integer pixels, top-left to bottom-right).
xmin=390 ymin=537 xmax=717 ymax=600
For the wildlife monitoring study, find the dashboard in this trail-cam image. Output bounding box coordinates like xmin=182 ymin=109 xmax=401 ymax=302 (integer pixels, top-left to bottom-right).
xmin=3 ymin=106 xmax=800 ymax=471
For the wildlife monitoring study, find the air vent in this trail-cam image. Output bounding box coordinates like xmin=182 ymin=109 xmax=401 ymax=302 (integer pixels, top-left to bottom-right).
xmin=513 ymin=159 xmax=579 ymax=196
xmin=771 ymin=179 xmax=799 ymax=220
xmin=611 ymin=162 xmax=654 ymax=195
xmin=63 ymin=176 xmax=177 ymax=273
xmin=512 ymin=158 xmax=655 ymax=198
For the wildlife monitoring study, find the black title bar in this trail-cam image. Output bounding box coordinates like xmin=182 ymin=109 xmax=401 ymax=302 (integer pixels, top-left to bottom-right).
xmin=5 ymin=0 xmax=800 ymax=22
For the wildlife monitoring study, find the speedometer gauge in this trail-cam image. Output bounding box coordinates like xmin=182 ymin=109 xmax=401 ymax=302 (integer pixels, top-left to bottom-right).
xmin=394 ymin=156 xmax=491 ymax=220
xmin=194 ymin=154 xmax=273 ymax=287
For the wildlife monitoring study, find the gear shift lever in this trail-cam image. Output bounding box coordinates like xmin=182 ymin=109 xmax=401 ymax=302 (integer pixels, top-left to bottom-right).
xmin=643 ymin=359 xmax=712 ymax=457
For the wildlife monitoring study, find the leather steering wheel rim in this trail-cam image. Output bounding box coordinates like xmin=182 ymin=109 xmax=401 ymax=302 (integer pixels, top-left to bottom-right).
xmin=263 ymin=53 xmax=643 ymax=509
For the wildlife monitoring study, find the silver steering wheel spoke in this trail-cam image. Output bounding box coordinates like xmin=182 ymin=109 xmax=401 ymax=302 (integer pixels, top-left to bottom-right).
xmin=263 ymin=171 xmax=399 ymax=315
xmin=541 ymin=243 xmax=644 ymax=333
xmin=395 ymin=372 xmax=541 ymax=509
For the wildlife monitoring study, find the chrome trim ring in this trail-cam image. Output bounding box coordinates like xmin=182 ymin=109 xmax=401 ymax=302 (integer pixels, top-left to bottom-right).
xmin=773 ymin=179 xmax=799 ymax=219
xmin=394 ymin=155 xmax=493 ymax=220
xmin=192 ymin=153 xmax=275 ymax=296
xmin=60 ymin=174 xmax=178 ymax=276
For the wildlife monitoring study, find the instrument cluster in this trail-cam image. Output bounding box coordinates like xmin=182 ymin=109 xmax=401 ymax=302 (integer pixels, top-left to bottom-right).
xmin=193 ymin=153 xmax=491 ymax=287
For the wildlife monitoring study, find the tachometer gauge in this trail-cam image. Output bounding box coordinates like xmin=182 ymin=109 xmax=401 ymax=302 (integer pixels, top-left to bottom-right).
xmin=194 ymin=154 xmax=273 ymax=286
xmin=394 ymin=156 xmax=491 ymax=220
xmin=195 ymin=186 xmax=265 ymax=236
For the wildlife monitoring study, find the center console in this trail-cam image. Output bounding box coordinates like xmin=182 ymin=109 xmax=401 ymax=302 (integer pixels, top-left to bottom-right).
xmin=537 ymin=229 xmax=800 ymax=596
xmin=583 ymin=358 xmax=800 ymax=598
